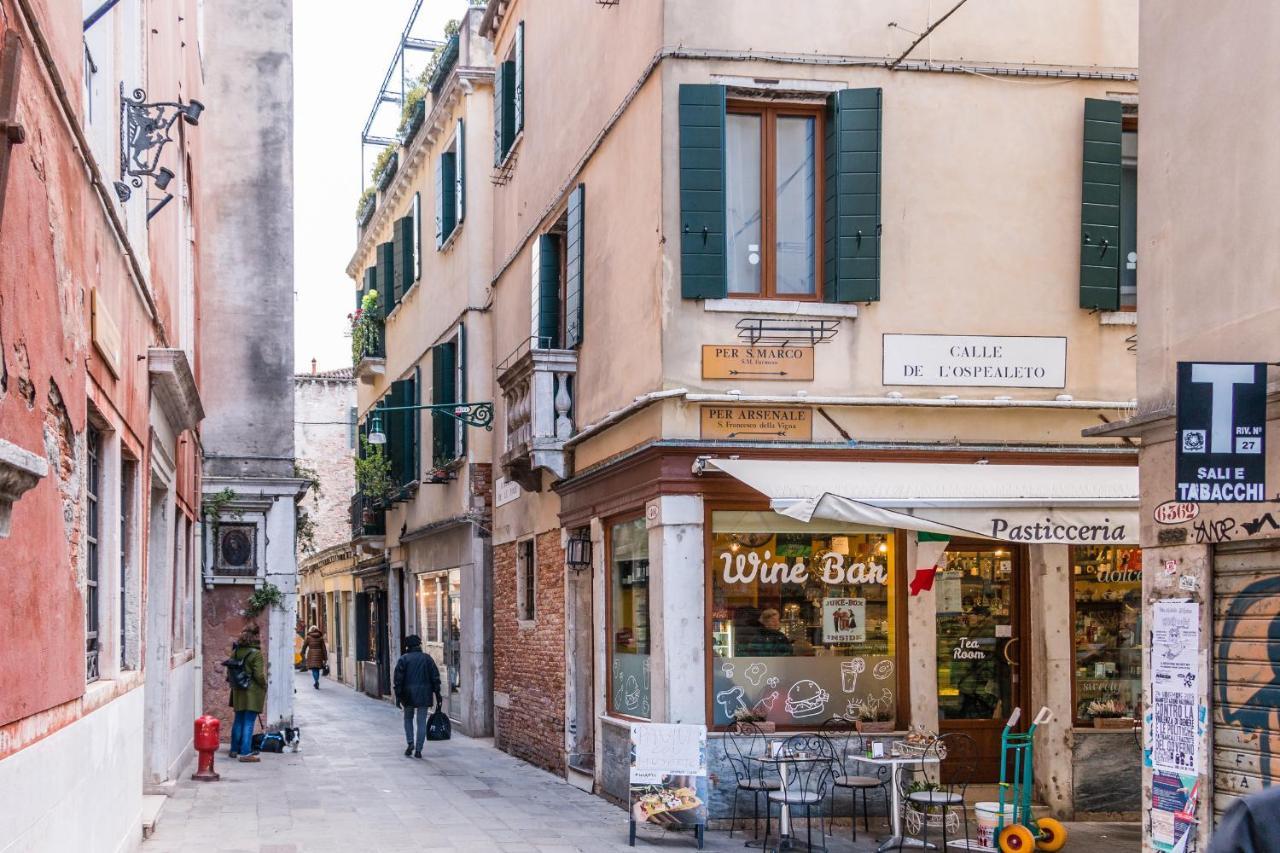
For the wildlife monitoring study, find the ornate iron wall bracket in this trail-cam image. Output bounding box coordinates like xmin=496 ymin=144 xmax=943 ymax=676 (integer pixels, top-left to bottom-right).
xmin=370 ymin=401 xmax=495 ymax=432
xmin=114 ymin=84 xmax=204 ymax=203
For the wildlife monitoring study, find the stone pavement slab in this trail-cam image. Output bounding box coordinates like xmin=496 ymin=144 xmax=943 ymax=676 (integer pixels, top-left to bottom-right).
xmin=143 ymin=672 xmax=1137 ymax=853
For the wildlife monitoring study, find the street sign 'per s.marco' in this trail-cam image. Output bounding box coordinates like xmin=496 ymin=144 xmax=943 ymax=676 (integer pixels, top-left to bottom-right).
xmin=1175 ymin=362 xmax=1268 ymax=503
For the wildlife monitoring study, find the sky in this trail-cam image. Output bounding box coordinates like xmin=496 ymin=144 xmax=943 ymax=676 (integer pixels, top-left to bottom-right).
xmin=292 ymin=0 xmax=472 ymax=374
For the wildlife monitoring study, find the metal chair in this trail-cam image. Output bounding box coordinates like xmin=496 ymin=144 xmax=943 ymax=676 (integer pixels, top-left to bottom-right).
xmin=897 ymin=732 xmax=978 ymax=852
xmin=822 ymin=716 xmax=890 ymax=842
xmin=723 ymin=721 xmax=780 ymax=839
xmin=767 ymin=733 xmax=838 ymax=852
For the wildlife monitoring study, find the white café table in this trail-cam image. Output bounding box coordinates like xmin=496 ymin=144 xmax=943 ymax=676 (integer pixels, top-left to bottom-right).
xmin=847 ymin=752 xmax=941 ymax=852
xmin=746 ymin=752 xmax=830 ymax=852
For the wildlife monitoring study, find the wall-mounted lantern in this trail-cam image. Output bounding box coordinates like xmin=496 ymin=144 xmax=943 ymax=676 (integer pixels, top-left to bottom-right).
xmin=114 ymin=84 xmax=204 ymax=213
xmin=565 ymin=532 xmax=593 ymax=572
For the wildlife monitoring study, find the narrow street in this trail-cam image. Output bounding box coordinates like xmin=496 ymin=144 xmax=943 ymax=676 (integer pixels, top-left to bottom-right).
xmin=143 ymin=673 xmax=1140 ymax=853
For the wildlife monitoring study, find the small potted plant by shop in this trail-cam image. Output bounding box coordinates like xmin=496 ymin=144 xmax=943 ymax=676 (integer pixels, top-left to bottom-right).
xmin=1087 ymin=697 xmax=1135 ymax=729
xmin=733 ymin=707 xmax=775 ymax=734
xmin=855 ymin=701 xmax=896 ymax=734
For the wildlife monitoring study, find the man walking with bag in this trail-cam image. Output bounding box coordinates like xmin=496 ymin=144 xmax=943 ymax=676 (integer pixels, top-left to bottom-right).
xmin=393 ymin=634 xmax=442 ymax=758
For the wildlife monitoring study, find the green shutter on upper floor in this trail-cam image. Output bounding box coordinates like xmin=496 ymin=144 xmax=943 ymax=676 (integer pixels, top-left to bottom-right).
xmin=393 ymin=215 xmax=414 ymax=299
xmin=431 ymin=341 xmax=458 ymax=467
xmin=439 ymin=152 xmax=457 ymax=246
xmin=1079 ymin=98 xmax=1123 ymax=311
xmin=824 ymin=88 xmax=882 ymax=303
xmin=376 ymin=241 xmax=396 ymax=318
xmin=494 ymin=60 xmax=516 ymax=166
xmin=456 ymin=325 xmax=467 ymax=459
xmin=513 ymin=22 xmax=525 ymax=135
xmin=455 ymin=120 xmax=466 ymax=225
xmin=564 ymin=185 xmax=585 ymax=349
xmin=678 ymin=84 xmax=727 ymax=299
xmin=536 ymin=234 xmax=561 ymax=348
xmin=412 ymin=366 xmax=422 ymax=482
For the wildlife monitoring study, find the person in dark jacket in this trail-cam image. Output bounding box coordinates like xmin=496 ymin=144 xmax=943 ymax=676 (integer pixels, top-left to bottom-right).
xmin=229 ymin=624 xmax=267 ymax=762
xmin=301 ymin=625 xmax=327 ymax=689
xmin=1208 ymin=786 xmax=1280 ymax=853
xmin=393 ymin=634 xmax=442 ymax=758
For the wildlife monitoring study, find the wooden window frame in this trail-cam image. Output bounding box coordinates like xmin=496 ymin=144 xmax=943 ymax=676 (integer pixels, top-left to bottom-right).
xmin=517 ymin=537 xmax=537 ymax=622
xmin=725 ymin=100 xmax=825 ymax=301
xmin=1067 ymin=544 xmax=1143 ymax=727
xmin=702 ymin=503 xmax=910 ymax=732
xmin=605 ymin=511 xmax=652 ymax=722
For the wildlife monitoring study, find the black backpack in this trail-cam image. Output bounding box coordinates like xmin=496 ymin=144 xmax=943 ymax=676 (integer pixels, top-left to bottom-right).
xmin=222 ymin=648 xmax=253 ymax=690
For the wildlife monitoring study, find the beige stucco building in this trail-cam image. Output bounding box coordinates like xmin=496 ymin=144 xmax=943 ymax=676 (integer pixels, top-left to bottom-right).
xmin=346 ymin=0 xmax=1148 ymax=831
xmin=1085 ymin=3 xmax=1280 ymax=850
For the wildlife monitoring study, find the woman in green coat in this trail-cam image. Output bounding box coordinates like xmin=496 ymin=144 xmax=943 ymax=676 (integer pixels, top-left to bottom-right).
xmin=229 ymin=624 xmax=267 ymax=761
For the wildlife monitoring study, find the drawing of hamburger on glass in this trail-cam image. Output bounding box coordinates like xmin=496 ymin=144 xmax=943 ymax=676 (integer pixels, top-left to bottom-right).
xmin=784 ymin=679 xmax=830 ymax=719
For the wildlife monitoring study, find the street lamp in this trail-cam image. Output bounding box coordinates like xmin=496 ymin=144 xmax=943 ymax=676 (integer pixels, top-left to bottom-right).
xmin=114 ymin=85 xmax=205 ymax=204
xmin=367 ymin=411 xmax=387 ymax=445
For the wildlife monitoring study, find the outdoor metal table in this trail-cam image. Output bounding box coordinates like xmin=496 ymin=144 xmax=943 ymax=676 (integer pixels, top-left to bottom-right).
xmin=848 ymin=753 xmax=941 ymax=852
xmin=746 ymin=753 xmax=831 ymax=852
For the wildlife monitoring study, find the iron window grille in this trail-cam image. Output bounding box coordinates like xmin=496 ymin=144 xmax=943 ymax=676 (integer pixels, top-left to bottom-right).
xmin=86 ymin=425 xmax=102 ymax=682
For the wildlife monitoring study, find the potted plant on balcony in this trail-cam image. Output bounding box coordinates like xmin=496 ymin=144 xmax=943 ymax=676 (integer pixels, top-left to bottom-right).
xmin=355 ymin=437 xmax=393 ymax=509
xmin=349 ymin=290 xmax=381 ymax=366
xmin=373 ymin=144 xmax=398 ymax=191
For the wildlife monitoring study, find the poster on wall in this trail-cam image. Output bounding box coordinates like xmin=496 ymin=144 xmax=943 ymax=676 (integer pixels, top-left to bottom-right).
xmin=1150 ymin=600 xmax=1201 ymax=777
xmin=936 ymin=570 xmax=964 ymax=613
xmin=1175 ymin=361 xmax=1267 ymax=503
xmin=822 ymin=597 xmax=866 ymax=644
xmin=628 ymin=723 xmax=707 ymax=846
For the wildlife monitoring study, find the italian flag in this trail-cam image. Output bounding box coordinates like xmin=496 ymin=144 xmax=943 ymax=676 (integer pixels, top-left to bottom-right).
xmin=909 ymin=532 xmax=951 ymax=596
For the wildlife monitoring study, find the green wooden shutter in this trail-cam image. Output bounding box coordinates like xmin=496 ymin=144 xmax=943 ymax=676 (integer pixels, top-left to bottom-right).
xmin=536 ymin=234 xmax=561 ymax=348
xmin=514 ymin=21 xmax=524 ymax=135
xmin=376 ymin=241 xmax=396 ymax=318
xmin=434 ymin=155 xmax=444 ymax=248
xmin=824 ymin=88 xmax=882 ymax=303
xmin=412 ymin=193 xmax=422 ymax=282
xmin=388 ymin=380 xmax=410 ymax=487
xmin=495 ymin=61 xmax=516 ymax=165
xmin=394 ymin=216 xmax=414 ymax=299
xmin=412 ymin=366 xmax=422 ymax=482
xmin=456 ymin=325 xmax=467 ymax=458
xmin=565 ymin=184 xmax=585 ymax=349
xmin=431 ymin=342 xmax=457 ymax=466
xmin=1080 ymin=98 xmax=1122 ymax=311
xmin=679 ymin=84 xmax=726 ymax=299
xmin=455 ymin=120 xmax=466 ymax=225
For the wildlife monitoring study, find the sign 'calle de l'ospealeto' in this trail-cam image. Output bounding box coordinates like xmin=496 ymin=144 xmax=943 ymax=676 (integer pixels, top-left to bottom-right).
xmin=701 ymin=345 xmax=815 ymax=380
xmin=882 ymin=334 xmax=1067 ymax=388
xmin=1175 ymin=361 xmax=1268 ymax=503
xmin=700 ymin=405 xmax=812 ymax=441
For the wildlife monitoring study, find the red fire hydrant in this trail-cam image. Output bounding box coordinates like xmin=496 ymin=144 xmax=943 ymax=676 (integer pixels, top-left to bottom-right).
xmin=191 ymin=715 xmax=221 ymax=782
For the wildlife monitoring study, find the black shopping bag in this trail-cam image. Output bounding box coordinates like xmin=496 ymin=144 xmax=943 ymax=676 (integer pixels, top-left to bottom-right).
xmin=426 ymin=708 xmax=451 ymax=741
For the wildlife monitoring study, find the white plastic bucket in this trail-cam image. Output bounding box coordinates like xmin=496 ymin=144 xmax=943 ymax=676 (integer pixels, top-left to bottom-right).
xmin=974 ymin=802 xmax=1015 ymax=849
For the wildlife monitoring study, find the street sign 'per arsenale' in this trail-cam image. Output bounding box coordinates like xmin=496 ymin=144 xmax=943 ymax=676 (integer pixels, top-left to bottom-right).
xmin=1175 ymin=362 xmax=1267 ymax=503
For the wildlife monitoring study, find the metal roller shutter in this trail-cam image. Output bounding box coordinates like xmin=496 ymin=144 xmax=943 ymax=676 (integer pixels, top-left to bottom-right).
xmin=1212 ymin=541 xmax=1280 ymax=824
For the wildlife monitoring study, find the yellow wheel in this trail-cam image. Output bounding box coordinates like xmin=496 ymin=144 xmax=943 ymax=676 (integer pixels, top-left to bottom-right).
xmin=1035 ymin=817 xmax=1068 ymax=852
xmin=999 ymin=824 xmax=1037 ymax=853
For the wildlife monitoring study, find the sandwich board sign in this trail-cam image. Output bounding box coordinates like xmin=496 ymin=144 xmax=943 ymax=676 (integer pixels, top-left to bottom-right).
xmin=628 ymin=723 xmax=708 ymax=848
xmin=1175 ymin=362 xmax=1267 ymax=503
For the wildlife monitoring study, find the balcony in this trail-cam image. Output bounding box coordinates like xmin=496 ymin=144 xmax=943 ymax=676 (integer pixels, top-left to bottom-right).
xmin=497 ymin=341 xmax=578 ymax=492
xmin=353 ymin=319 xmax=386 ymax=385
xmin=350 ymin=492 xmax=386 ymax=542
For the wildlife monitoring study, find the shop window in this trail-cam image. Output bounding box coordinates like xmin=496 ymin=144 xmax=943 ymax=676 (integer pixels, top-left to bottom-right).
xmin=710 ymin=511 xmax=898 ymax=730
xmin=935 ymin=548 xmax=1018 ymax=722
xmin=418 ymin=575 xmax=441 ymax=644
xmin=1072 ymin=545 xmax=1142 ymax=723
xmin=608 ymin=517 xmax=650 ymax=719
xmin=726 ymin=104 xmax=821 ymax=299
xmin=517 ymin=538 xmax=536 ymax=622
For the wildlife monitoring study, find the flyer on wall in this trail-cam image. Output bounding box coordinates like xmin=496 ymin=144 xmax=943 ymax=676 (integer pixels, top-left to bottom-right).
xmin=1150 ymin=601 xmax=1201 ymax=777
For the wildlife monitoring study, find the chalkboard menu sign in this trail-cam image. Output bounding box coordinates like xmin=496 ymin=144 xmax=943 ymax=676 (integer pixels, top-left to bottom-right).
xmin=628 ymin=723 xmax=708 ymax=848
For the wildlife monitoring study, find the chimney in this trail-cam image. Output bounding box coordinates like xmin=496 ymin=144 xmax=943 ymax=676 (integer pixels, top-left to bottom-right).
xmin=311 ymin=358 xmax=317 ymax=375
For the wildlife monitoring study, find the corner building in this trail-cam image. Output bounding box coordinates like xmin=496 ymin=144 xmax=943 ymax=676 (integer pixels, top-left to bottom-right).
xmin=478 ymin=0 xmax=1146 ymax=823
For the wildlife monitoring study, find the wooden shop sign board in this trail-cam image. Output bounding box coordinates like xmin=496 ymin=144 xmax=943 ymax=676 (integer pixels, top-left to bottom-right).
xmin=701 ymin=345 xmax=814 ymax=381
xmin=700 ymin=405 xmax=812 ymax=441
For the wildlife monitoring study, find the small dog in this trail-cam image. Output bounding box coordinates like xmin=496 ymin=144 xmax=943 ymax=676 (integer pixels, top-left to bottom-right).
xmin=283 ymin=726 xmax=302 ymax=753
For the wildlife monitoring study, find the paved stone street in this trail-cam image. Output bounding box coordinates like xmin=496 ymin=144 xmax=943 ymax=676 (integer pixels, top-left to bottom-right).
xmin=143 ymin=673 xmax=1140 ymax=853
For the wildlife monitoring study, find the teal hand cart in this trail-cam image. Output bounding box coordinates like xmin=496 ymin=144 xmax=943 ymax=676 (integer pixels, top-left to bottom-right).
xmin=994 ymin=707 xmax=1067 ymax=853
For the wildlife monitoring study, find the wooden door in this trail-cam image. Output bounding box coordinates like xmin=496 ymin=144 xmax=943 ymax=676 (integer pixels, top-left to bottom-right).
xmin=935 ymin=542 xmax=1030 ymax=782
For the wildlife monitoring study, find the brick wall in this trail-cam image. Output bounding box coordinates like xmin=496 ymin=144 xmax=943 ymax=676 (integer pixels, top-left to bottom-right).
xmin=493 ymin=530 xmax=566 ymax=775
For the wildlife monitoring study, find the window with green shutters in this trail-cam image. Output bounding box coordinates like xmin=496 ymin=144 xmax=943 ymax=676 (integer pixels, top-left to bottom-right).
xmin=394 ymin=215 xmax=414 ymax=299
xmin=431 ymin=339 xmax=458 ymax=467
xmin=494 ymin=21 xmax=523 ymax=167
xmin=436 ymin=151 xmax=457 ymax=248
xmin=532 ymin=234 xmax=561 ymax=348
xmin=411 ymin=192 xmax=422 ymax=282
xmin=564 ymin=185 xmax=585 ymax=349
xmin=454 ymin=119 xmax=466 ymax=226
xmin=1079 ymin=98 xmax=1123 ymax=311
xmin=677 ymin=84 xmax=882 ymax=303
xmin=376 ymin=241 xmax=396 ymax=318
xmin=385 ymin=375 xmax=417 ymax=489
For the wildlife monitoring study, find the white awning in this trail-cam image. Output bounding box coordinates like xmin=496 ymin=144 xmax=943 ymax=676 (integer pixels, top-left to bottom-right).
xmin=705 ymin=458 xmax=1139 ymax=544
